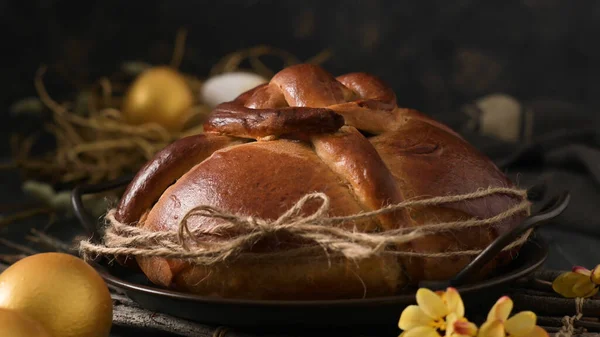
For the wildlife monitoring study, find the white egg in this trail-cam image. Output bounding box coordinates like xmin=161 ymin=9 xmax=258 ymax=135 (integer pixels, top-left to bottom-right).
xmin=201 ymin=72 xmax=268 ymax=108
xmin=474 ymin=94 xmax=522 ymax=143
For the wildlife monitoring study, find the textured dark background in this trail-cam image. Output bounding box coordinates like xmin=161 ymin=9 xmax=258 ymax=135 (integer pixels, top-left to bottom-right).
xmin=3 ymin=0 xmax=600 ymax=121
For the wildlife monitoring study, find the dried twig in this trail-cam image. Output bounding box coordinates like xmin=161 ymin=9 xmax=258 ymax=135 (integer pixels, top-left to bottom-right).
xmin=99 ymin=77 xmax=112 ymax=108
xmin=170 ymin=28 xmax=188 ymax=69
xmin=26 ymin=229 xmax=74 ymax=253
xmin=0 ymin=207 xmax=55 ymax=230
xmin=0 ymin=238 xmax=39 ymax=255
xmin=0 ymin=201 xmax=43 ymax=213
xmin=112 ymin=293 xmax=217 ymax=337
xmin=0 ymin=254 xmax=27 ymax=266
xmin=305 ymin=48 xmax=334 ymax=65
xmin=0 ymin=162 xmax=17 ymax=170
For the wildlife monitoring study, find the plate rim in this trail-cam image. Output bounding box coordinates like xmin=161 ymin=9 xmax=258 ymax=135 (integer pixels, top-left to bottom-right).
xmin=95 ymin=235 xmax=548 ymax=307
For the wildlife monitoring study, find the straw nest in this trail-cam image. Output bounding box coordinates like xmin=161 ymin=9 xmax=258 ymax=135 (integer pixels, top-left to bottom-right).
xmin=9 ymin=29 xmax=331 ymax=186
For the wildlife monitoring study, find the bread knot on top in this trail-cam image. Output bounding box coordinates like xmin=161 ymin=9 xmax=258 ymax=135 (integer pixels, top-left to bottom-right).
xmin=204 ymin=64 xmax=398 ymax=139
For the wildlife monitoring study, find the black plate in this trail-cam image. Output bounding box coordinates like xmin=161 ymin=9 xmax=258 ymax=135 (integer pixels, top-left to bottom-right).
xmin=94 ymin=236 xmax=548 ymax=334
xmin=72 ymin=177 xmax=569 ymax=334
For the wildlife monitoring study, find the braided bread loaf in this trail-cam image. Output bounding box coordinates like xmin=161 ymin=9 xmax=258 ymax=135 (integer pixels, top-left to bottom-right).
xmin=115 ymin=64 xmax=527 ymax=300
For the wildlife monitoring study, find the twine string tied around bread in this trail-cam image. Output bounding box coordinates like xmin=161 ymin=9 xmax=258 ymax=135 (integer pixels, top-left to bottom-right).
xmin=80 ymin=187 xmax=531 ymax=264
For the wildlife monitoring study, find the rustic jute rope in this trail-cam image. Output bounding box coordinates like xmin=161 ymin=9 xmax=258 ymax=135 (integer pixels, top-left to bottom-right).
xmin=557 ymin=297 xmax=585 ymax=337
xmin=79 ymin=187 xmax=531 ymax=264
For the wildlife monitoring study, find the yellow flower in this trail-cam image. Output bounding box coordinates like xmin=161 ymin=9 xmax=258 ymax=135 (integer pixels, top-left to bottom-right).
xmin=399 ymin=287 xmax=477 ymax=337
xmin=477 ymin=296 xmax=548 ymax=337
xmin=552 ymin=265 xmax=600 ymax=298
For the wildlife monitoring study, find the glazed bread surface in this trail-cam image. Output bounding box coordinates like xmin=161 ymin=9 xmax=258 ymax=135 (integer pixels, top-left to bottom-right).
xmin=115 ymin=64 xmax=527 ymax=300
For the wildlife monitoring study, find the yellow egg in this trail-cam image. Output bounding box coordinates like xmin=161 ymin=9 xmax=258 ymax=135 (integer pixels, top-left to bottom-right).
xmin=0 ymin=308 xmax=52 ymax=337
xmin=0 ymin=253 xmax=113 ymax=337
xmin=122 ymin=66 xmax=195 ymax=131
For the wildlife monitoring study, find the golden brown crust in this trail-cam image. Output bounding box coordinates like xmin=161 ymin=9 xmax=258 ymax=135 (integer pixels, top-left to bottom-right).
xmin=203 ymin=102 xmax=345 ymax=139
xmin=325 ymin=73 xmax=399 ymax=134
xmin=138 ymin=140 xmax=399 ymax=292
xmin=243 ymin=83 xmax=287 ymax=109
xmin=335 ymin=72 xmax=396 ymax=107
xmin=312 ymin=126 xmax=410 ymax=230
xmin=115 ymin=134 xmax=240 ymax=224
xmin=270 ymin=64 xmax=354 ymax=106
xmin=116 ymin=64 xmax=527 ymax=299
xmin=172 ymin=255 xmax=402 ymax=300
xmin=143 ymin=140 xmax=370 ymax=235
xmin=369 ymin=110 xmax=527 ymax=282
xmin=370 ymin=111 xmax=519 ymax=222
xmin=204 ymin=65 xmax=353 ymax=139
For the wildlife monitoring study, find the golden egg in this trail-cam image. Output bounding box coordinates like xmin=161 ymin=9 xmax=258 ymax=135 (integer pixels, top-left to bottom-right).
xmin=122 ymin=66 xmax=195 ymax=131
xmin=0 ymin=308 xmax=52 ymax=337
xmin=0 ymin=253 xmax=113 ymax=337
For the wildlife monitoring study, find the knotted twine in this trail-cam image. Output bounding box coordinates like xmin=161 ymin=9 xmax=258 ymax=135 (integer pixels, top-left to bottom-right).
xmin=79 ymin=187 xmax=531 ymax=265
xmin=556 ymin=297 xmax=585 ymax=337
